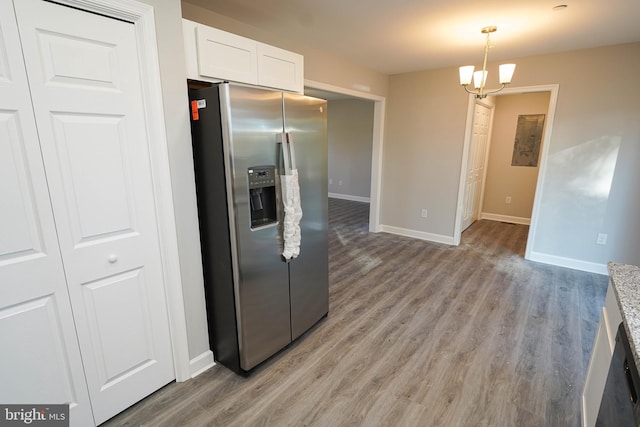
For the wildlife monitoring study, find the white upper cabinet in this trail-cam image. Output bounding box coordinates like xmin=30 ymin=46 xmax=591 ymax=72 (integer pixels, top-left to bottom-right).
xmin=183 ymin=19 xmax=304 ymax=93
xmin=195 ymin=23 xmax=258 ymax=85
xmin=256 ymin=42 xmax=303 ymax=93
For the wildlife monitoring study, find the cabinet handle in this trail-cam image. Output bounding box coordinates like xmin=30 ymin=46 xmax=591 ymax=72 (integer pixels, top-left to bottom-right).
xmin=108 ymin=254 xmax=118 ymax=264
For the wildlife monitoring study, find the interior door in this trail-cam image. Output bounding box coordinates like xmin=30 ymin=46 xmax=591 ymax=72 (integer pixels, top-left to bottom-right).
xmin=461 ymin=102 xmax=492 ymax=231
xmin=0 ymin=1 xmax=94 ymax=424
xmin=13 ymin=0 xmax=175 ymax=423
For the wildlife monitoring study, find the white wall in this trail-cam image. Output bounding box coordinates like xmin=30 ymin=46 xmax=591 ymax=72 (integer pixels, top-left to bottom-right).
xmin=482 ymin=92 xmax=550 ymax=220
xmin=328 ymin=99 xmax=374 ymax=200
xmin=384 ymin=43 xmax=640 ymax=270
xmin=138 ymin=0 xmax=210 ymax=369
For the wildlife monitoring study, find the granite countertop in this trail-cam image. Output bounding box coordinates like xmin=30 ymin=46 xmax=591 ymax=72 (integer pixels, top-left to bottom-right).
xmin=608 ymin=262 xmax=640 ymax=366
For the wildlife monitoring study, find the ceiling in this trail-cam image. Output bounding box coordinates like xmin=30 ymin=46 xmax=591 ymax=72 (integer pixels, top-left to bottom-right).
xmin=184 ymin=0 xmax=640 ymax=75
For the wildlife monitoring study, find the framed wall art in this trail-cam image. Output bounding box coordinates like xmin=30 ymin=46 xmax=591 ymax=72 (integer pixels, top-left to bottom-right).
xmin=511 ymin=114 xmax=545 ymax=167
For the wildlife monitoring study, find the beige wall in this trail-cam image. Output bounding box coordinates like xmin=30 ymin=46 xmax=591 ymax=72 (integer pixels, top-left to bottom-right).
xmin=384 ymin=42 xmax=640 ymax=268
xmin=522 ymin=43 xmax=640 ymax=267
xmin=383 ymin=67 xmax=468 ymax=236
xmin=482 ymin=92 xmax=550 ymax=220
xmin=328 ymin=99 xmax=374 ymax=199
xmin=181 ymin=2 xmax=389 ymax=97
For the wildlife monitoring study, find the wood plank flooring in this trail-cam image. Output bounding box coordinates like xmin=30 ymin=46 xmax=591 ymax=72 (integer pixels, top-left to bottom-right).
xmin=104 ymin=198 xmax=608 ymax=426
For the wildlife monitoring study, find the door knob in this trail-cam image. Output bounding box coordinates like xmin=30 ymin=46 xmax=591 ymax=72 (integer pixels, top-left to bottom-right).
xmin=108 ymin=254 xmax=118 ymax=263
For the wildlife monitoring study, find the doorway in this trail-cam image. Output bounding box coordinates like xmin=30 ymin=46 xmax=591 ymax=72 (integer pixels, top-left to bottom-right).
xmin=305 ymin=89 xmax=375 ymax=207
xmin=304 ymin=80 xmax=386 ymax=233
xmin=453 ymin=85 xmax=560 ymax=262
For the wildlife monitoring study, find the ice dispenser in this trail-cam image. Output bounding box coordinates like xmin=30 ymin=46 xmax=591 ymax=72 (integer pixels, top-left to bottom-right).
xmin=248 ymin=166 xmax=277 ymax=229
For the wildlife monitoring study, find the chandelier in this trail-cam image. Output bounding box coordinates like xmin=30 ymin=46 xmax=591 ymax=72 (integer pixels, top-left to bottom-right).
xmin=459 ymin=26 xmax=515 ymax=99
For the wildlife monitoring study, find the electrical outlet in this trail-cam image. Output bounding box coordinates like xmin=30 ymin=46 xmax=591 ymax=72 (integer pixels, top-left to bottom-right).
xmin=329 ymin=178 xmax=333 ymax=185
xmin=421 ymin=209 xmax=428 ymax=218
xmin=338 ymin=180 xmax=343 ymax=186
xmin=505 ymin=196 xmax=512 ymax=204
xmin=597 ymin=233 xmax=608 ymax=245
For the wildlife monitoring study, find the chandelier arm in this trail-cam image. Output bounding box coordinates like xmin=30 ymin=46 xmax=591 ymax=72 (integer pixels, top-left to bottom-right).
xmin=462 ymin=84 xmax=479 ymax=96
xmin=482 ymin=84 xmax=506 ymax=95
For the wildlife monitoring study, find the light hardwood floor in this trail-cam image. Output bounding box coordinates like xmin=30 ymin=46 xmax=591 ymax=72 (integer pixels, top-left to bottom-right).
xmin=104 ymin=198 xmax=608 ymax=426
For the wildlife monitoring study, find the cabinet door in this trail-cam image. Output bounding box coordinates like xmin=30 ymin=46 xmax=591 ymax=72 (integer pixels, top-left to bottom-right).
xmin=196 ymin=24 xmax=258 ymax=84
xmin=0 ymin=1 xmax=94 ymax=425
xmin=603 ymin=282 xmax=623 ymax=353
xmin=182 ymin=19 xmax=201 ymax=81
xmin=14 ymin=0 xmax=175 ymax=424
xmin=582 ymin=316 xmax=612 ymax=427
xmin=257 ymin=43 xmax=304 ymax=93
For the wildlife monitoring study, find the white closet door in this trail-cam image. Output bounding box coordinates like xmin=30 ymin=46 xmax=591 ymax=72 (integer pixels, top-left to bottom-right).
xmin=0 ymin=1 xmax=94 ymax=425
xmin=13 ymin=0 xmax=175 ymax=424
xmin=461 ymin=103 xmax=491 ymax=231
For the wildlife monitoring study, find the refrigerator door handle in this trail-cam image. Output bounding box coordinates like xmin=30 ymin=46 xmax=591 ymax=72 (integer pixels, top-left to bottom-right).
xmin=277 ymin=132 xmax=298 ymax=174
xmin=286 ymin=132 xmax=297 ymax=170
xmin=277 ymin=132 xmax=292 ymax=175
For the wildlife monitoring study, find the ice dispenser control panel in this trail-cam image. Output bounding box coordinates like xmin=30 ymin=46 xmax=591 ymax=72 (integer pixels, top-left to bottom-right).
xmin=248 ymin=166 xmax=277 ymax=229
xmin=248 ymin=167 xmax=275 ymax=188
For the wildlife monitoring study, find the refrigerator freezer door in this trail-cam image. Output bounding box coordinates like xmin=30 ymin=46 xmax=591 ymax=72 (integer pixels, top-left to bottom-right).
xmin=222 ymin=84 xmax=291 ymax=370
xmin=283 ymin=93 xmax=329 ymax=339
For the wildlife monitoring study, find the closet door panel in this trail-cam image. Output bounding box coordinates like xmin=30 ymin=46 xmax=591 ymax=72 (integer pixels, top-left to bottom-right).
xmin=50 ymin=113 xmax=134 ymax=243
xmin=0 ymin=111 xmax=44 ymax=259
xmin=0 ymin=1 xmax=94 ymax=425
xmin=14 ymin=0 xmax=175 ymax=424
xmin=0 ymin=296 xmax=78 ymax=401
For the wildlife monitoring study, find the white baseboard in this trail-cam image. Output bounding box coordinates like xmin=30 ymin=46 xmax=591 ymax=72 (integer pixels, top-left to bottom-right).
xmin=379 ymin=224 xmax=455 ymax=245
xmin=189 ymin=350 xmax=215 ymax=378
xmin=527 ymin=251 xmax=608 ymax=275
xmin=481 ymin=212 xmax=531 ymax=225
xmin=328 ymin=192 xmax=370 ymax=203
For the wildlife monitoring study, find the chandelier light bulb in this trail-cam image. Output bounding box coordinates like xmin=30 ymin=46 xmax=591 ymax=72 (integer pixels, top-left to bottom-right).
xmin=473 ymin=70 xmax=487 ymax=89
xmin=459 ymin=66 xmax=474 ymax=86
xmin=499 ymin=63 xmax=516 ymax=84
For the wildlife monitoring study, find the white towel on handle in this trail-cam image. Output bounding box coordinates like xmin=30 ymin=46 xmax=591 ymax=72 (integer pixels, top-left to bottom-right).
xmin=281 ymin=169 xmax=302 ymax=259
xmin=280 ymin=132 xmax=302 ymax=260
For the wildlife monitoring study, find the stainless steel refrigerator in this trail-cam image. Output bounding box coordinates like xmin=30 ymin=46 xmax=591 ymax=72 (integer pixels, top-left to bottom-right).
xmin=188 ymin=83 xmax=328 ymax=375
